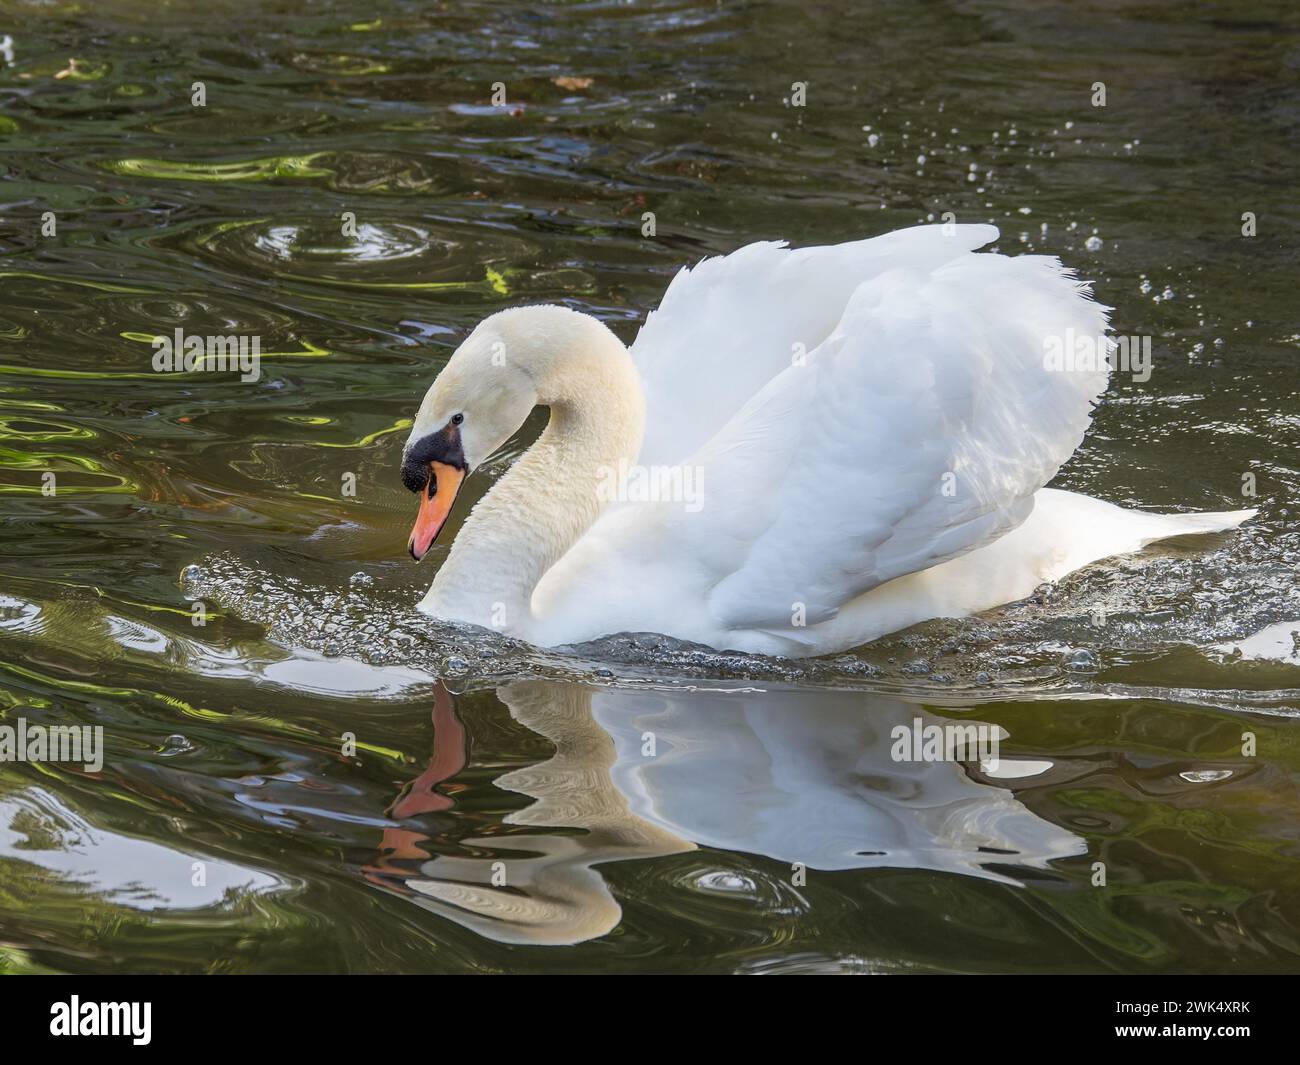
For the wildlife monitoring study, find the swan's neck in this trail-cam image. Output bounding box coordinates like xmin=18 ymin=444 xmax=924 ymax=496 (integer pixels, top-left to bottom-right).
xmin=421 ymin=317 xmax=644 ymax=635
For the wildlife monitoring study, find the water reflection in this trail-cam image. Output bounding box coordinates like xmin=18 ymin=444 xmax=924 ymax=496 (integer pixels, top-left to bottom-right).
xmin=0 ymin=785 xmax=284 ymax=912
xmin=370 ymin=680 xmax=1083 ymax=946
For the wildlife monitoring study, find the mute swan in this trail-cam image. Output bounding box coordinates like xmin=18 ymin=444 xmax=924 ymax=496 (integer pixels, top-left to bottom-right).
xmin=400 ymin=224 xmax=1253 ymax=657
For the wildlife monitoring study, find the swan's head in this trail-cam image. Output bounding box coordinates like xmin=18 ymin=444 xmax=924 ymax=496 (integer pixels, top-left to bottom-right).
xmin=401 ymin=314 xmax=540 ymax=560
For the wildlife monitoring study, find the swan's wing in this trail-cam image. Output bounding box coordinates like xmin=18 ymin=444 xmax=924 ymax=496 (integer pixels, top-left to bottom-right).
xmin=630 ymin=225 xmax=1004 ymax=467
xmin=659 ymin=228 xmax=1110 ymax=630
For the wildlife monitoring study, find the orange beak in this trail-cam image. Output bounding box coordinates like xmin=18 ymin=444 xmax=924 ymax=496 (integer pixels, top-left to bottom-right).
xmin=408 ymin=460 xmax=465 ymax=561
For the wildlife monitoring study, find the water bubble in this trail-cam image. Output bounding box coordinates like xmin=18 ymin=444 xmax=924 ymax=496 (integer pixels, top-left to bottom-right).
xmin=160 ymin=734 xmax=196 ymax=757
xmin=1063 ymin=648 xmax=1100 ymax=674
xmin=696 ymin=871 xmax=757 ymax=894
xmin=442 ymin=655 xmax=470 ymax=677
xmin=1084 ymin=235 xmax=1103 ymax=251
xmin=1179 ymin=769 xmax=1233 ymax=784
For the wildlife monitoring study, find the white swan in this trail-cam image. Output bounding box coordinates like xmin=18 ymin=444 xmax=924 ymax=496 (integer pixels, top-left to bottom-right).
xmin=400 ymin=224 xmax=1253 ymax=657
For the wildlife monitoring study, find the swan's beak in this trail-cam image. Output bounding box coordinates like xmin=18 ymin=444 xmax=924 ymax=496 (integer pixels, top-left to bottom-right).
xmin=408 ymin=460 xmax=465 ymax=561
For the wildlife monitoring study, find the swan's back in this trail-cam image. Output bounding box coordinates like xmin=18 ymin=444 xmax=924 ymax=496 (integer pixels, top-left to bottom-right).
xmin=630 ymin=224 xmax=1055 ymax=467
xmin=533 ymin=225 xmax=1112 ymax=650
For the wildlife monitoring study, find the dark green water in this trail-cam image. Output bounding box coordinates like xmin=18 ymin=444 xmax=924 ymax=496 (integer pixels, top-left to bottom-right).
xmin=0 ymin=0 xmax=1297 ymax=973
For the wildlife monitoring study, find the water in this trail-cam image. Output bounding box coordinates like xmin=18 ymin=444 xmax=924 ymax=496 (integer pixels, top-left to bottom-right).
xmin=0 ymin=0 xmax=1298 ymax=973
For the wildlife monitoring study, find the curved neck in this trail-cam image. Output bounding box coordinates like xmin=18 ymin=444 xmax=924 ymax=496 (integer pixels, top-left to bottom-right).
xmin=421 ymin=314 xmax=644 ymax=635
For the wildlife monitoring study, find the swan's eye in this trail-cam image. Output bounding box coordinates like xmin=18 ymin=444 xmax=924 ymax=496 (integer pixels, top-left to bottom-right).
xmin=451 ymin=413 xmax=464 ymax=425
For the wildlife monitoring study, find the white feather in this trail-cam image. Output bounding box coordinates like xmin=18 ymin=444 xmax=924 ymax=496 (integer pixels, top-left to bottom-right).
xmin=416 ymin=225 xmax=1253 ymax=656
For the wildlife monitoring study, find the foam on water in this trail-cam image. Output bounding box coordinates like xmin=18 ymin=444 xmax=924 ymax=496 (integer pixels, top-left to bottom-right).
xmin=180 ymin=515 xmax=1300 ymax=713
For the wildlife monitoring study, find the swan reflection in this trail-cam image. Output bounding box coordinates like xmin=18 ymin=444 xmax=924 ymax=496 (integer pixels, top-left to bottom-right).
xmin=369 ymin=681 xmax=1084 ymax=946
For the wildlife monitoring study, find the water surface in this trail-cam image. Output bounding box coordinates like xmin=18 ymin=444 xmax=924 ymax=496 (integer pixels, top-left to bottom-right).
xmin=0 ymin=0 xmax=1298 ymax=973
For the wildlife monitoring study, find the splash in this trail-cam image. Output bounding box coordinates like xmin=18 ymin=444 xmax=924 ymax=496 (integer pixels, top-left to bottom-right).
xmin=182 ymin=518 xmax=1300 ymax=713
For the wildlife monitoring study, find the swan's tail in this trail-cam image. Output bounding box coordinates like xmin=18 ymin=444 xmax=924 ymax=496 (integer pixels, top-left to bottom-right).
xmin=1136 ymin=506 xmax=1258 ymax=546
xmin=1026 ymin=490 xmax=1256 ymax=585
